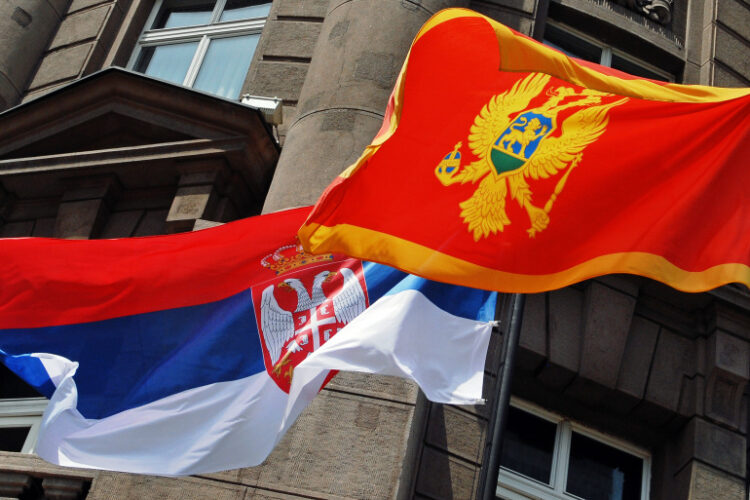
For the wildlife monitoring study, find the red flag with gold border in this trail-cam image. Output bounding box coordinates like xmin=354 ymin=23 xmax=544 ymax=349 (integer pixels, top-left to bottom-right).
xmin=298 ymin=9 xmax=750 ymax=293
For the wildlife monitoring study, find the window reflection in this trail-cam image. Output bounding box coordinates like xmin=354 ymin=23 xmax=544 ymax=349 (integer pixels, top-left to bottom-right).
xmin=566 ymin=432 xmax=643 ymax=500
xmin=132 ymin=0 xmax=270 ymax=99
xmin=500 ymin=406 xmax=557 ymax=484
xmin=153 ymin=1 xmax=214 ymax=29
xmin=193 ymin=35 xmax=260 ymax=98
xmin=220 ymin=0 xmax=271 ymax=22
xmin=137 ymin=42 xmax=199 ymax=86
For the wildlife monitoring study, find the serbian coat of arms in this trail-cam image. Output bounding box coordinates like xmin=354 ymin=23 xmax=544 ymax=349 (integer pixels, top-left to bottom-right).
xmin=252 ymin=243 xmax=368 ymax=392
xmin=435 ymin=72 xmax=628 ymax=240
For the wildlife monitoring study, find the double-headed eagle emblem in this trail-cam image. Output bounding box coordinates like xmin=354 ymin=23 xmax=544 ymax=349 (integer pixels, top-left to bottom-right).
xmin=435 ymin=73 xmax=627 ymax=240
xmin=260 ymin=267 xmax=366 ymax=372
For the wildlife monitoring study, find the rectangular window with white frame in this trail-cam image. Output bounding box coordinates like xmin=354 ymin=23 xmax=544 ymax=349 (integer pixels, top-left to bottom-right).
xmin=0 ymin=398 xmax=46 ymax=454
xmin=128 ymin=0 xmax=272 ymax=99
xmin=543 ymin=21 xmax=674 ymax=83
xmin=497 ymin=399 xmax=651 ymax=500
xmin=0 ymin=364 xmax=47 ymax=454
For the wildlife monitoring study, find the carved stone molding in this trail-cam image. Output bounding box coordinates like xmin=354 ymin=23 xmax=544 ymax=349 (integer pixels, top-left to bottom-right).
xmin=704 ymin=330 xmax=749 ymax=428
xmin=0 ymin=471 xmax=33 ymax=497
xmin=42 ymin=476 xmax=88 ymax=500
xmin=614 ymin=0 xmax=673 ymax=24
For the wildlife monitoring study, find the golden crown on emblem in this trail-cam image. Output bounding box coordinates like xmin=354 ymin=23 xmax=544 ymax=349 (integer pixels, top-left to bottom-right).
xmin=261 ymin=240 xmax=334 ymax=275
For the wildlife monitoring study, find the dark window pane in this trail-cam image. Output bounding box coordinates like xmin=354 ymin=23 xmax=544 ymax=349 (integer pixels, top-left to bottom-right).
xmin=153 ymin=1 xmax=214 ymax=29
xmin=193 ymin=34 xmax=259 ymax=98
xmin=499 ymin=407 xmax=557 ymax=484
xmin=0 ymin=426 xmax=30 ymax=452
xmin=566 ymin=432 xmax=643 ymax=500
xmin=136 ymin=42 xmax=199 ymax=86
xmin=220 ymin=0 xmax=271 ymax=22
xmin=611 ymin=54 xmax=668 ymax=81
xmin=0 ymin=364 xmax=43 ymax=398
xmin=544 ymin=24 xmax=602 ymax=63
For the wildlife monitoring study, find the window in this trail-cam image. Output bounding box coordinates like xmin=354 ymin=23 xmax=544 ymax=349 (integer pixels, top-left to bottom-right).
xmin=0 ymin=398 xmax=46 ymax=453
xmin=129 ymin=0 xmax=272 ymax=99
xmin=0 ymin=365 xmax=46 ymax=453
xmin=497 ymin=400 xmax=650 ymax=500
xmin=544 ymin=22 xmax=673 ymax=82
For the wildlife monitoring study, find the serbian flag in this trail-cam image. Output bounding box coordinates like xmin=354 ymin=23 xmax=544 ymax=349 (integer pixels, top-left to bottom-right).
xmin=298 ymin=9 xmax=750 ymax=293
xmin=0 ymin=207 xmax=496 ymax=475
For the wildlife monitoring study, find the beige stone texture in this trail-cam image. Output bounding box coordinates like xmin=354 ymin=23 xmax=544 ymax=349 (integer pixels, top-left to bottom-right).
xmin=69 ymin=0 xmax=114 ymax=14
xmin=470 ymin=0 xmax=536 ymax=14
xmin=200 ymin=389 xmax=416 ymax=499
xmin=262 ymin=21 xmax=322 ymax=60
xmin=276 ymin=0 xmax=330 ymax=19
xmin=326 ymin=371 xmax=418 ymax=404
xmin=716 ymin=0 xmax=750 ymax=42
xmin=28 ymin=43 xmax=94 ymax=90
xmin=87 ymin=474 xmax=248 ymax=500
xmin=54 ymin=199 xmax=108 ymax=238
xmin=713 ymin=64 xmax=750 ymax=87
xmin=714 ymin=26 xmax=750 ymax=81
xmin=415 ymin=446 xmax=480 ymax=499
xmin=424 ymin=405 xmax=486 ymax=464
xmin=537 ymin=287 xmax=584 ymax=390
xmin=687 ymin=461 xmax=746 ymax=500
xmin=49 ymin=4 xmax=113 ymax=50
xmin=248 ymin=61 xmax=310 ymax=101
xmin=0 ymin=0 xmax=65 ymax=109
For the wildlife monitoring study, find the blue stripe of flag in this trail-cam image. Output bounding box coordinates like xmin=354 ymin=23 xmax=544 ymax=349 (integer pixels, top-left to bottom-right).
xmin=0 ymin=289 xmax=265 ymax=419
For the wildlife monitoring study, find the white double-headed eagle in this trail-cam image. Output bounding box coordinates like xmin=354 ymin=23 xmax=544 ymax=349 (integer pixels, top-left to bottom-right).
xmin=435 ymin=73 xmax=627 ymax=240
xmin=259 ymin=268 xmax=366 ymax=365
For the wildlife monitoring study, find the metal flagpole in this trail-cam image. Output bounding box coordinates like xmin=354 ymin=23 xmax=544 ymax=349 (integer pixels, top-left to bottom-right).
xmin=479 ymin=13 xmax=540 ymax=498
xmin=479 ymin=293 xmax=526 ymax=500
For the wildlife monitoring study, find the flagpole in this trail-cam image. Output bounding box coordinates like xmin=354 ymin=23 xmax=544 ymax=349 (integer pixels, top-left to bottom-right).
xmin=479 ymin=293 xmax=525 ymax=500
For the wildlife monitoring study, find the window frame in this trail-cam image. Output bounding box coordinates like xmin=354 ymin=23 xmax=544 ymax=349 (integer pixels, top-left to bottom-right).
xmin=127 ymin=0 xmax=269 ymax=93
xmin=0 ymin=397 xmax=47 ymax=454
xmin=543 ymin=20 xmax=674 ymax=83
xmin=497 ymin=398 xmax=651 ymax=500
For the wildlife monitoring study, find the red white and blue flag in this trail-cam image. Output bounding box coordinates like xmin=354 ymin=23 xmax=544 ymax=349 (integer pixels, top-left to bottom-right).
xmin=0 ymin=207 xmax=496 ymax=475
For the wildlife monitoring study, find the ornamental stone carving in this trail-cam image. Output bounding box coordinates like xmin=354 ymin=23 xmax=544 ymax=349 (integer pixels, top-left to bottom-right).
xmin=615 ymin=0 xmax=673 ymax=24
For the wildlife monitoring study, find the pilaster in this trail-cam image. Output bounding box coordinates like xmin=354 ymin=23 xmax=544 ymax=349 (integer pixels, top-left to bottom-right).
xmin=53 ymin=176 xmax=120 ymax=239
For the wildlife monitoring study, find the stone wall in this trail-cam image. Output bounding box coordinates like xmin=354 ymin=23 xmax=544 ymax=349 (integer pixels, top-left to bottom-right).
xmin=23 ymin=0 xmax=132 ymax=102
xmin=242 ymin=0 xmax=329 ymax=144
xmin=0 ymin=0 xmax=69 ymax=111
xmin=713 ymin=0 xmax=750 ymax=86
xmin=0 ymin=0 xmax=748 ymax=499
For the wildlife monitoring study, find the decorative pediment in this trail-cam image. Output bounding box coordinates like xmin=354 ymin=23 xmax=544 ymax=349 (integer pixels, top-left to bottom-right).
xmin=0 ymin=67 xmax=278 ymax=197
xmin=0 ymin=68 xmax=278 ymax=237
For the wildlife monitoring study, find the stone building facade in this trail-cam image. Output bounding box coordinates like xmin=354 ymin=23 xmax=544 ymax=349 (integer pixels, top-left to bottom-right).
xmin=0 ymin=0 xmax=747 ymax=499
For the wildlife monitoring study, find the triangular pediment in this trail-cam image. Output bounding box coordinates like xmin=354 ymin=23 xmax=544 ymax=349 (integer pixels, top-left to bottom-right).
xmin=0 ymin=68 xmax=274 ymax=160
xmin=0 ymin=68 xmax=277 ymax=201
xmin=1 ymin=111 xmax=193 ymax=160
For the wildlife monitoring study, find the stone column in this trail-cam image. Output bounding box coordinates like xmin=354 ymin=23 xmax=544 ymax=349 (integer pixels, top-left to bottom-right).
xmin=0 ymin=0 xmax=68 ymax=110
xmin=262 ymin=0 xmax=470 ymax=213
xmin=653 ymin=302 xmax=750 ymax=500
xmin=257 ymin=2 xmax=471 ymax=498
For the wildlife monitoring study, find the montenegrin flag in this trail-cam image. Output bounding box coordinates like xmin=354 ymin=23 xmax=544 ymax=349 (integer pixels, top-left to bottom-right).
xmin=0 ymin=207 xmax=496 ymax=475
xmin=298 ymin=9 xmax=750 ymax=293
